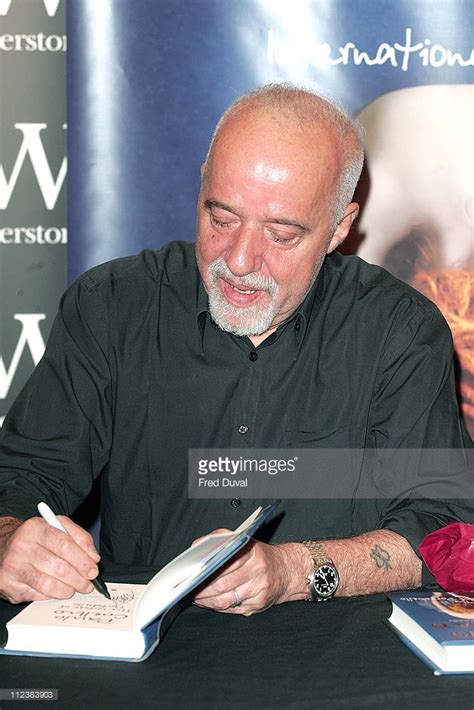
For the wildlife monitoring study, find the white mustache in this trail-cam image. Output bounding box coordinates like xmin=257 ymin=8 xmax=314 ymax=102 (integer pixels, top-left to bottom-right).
xmin=209 ymin=257 xmax=279 ymax=295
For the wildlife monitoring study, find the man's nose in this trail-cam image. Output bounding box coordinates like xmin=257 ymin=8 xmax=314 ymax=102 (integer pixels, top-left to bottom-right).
xmin=225 ymin=226 xmax=263 ymax=276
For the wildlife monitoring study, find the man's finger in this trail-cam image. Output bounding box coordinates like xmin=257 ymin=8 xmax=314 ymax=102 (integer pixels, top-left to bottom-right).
xmin=192 ymin=551 xmax=252 ymax=601
xmin=191 ymin=528 xmax=232 ymax=546
xmin=34 ymin=541 xmax=96 ymax=593
xmin=194 ymin=588 xmax=245 ymax=613
xmin=20 ymin=560 xmax=93 ymax=599
xmin=194 ymin=580 xmax=263 ymax=614
xmin=59 ymin=516 xmax=100 ymax=561
xmin=37 ymin=524 xmax=99 ymax=581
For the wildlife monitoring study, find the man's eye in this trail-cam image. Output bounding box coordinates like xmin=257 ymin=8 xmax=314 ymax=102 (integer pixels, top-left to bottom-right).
xmin=270 ymin=233 xmax=299 ymax=245
xmin=210 ymin=214 xmax=233 ymax=229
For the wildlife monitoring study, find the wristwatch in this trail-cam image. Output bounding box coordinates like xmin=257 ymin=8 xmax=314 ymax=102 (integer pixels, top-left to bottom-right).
xmin=301 ymin=540 xmax=339 ymax=602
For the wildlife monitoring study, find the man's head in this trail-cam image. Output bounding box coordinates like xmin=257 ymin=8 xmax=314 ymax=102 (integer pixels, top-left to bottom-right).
xmin=196 ymin=83 xmax=364 ymax=345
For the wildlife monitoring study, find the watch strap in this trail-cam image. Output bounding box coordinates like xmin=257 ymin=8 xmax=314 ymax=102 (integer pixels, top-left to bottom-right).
xmin=302 ymin=540 xmax=331 ymax=565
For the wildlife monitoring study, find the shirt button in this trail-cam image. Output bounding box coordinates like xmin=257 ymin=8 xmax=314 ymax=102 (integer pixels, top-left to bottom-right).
xmin=231 ymin=498 xmax=241 ymax=508
xmin=294 ymin=319 xmax=302 ymax=332
xmin=238 ymin=425 xmax=248 ymax=435
xmin=249 ymin=351 xmax=258 ymax=362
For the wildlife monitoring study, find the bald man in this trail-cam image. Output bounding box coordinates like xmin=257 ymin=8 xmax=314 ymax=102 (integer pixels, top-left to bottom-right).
xmin=0 ymin=84 xmax=471 ymax=612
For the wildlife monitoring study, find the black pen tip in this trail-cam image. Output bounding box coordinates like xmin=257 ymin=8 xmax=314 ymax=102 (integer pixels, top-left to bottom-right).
xmin=92 ymin=576 xmax=111 ymax=600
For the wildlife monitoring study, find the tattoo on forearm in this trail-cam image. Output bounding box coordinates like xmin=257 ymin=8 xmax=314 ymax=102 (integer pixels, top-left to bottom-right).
xmin=369 ymin=544 xmax=392 ymax=571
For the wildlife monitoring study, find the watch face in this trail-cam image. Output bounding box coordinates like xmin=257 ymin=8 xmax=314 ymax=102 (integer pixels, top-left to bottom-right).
xmin=313 ymin=564 xmax=338 ymax=597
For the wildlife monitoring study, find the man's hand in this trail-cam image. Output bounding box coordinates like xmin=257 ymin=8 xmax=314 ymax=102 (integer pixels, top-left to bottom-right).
xmin=192 ymin=530 xmax=310 ymax=615
xmin=0 ymin=515 xmax=101 ymax=604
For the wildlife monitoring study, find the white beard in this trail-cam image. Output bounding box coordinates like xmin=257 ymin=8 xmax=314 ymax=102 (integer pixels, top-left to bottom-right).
xmin=205 ymin=257 xmax=280 ymax=336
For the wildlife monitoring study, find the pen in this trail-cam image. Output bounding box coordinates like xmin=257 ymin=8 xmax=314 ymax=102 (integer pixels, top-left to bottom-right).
xmin=37 ymin=501 xmax=111 ymax=600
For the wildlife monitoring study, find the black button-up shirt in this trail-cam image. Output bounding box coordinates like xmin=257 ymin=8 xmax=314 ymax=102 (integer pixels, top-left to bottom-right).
xmin=0 ymin=242 xmax=472 ymax=580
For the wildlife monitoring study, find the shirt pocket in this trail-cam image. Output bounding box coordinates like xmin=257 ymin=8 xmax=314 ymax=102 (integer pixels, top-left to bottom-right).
xmin=281 ymin=426 xmax=366 ymax=500
xmin=282 ymin=426 xmax=352 ymax=448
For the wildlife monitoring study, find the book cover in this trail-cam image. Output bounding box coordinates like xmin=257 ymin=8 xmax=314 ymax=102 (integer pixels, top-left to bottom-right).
xmin=387 ymin=590 xmax=474 ymax=675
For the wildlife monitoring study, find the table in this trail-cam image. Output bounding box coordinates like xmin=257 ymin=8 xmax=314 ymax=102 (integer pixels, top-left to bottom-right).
xmin=1 ymin=566 xmax=473 ymax=710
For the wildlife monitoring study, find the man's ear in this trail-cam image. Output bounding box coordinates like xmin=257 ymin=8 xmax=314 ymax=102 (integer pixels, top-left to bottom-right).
xmin=327 ymin=203 xmax=360 ymax=254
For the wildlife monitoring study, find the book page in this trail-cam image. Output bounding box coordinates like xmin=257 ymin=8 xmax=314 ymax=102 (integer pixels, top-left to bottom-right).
xmin=8 ymin=583 xmax=145 ymax=633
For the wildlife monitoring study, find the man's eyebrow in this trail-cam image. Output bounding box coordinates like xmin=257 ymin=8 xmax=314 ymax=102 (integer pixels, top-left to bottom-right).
xmin=203 ymin=199 xmax=239 ymax=216
xmin=266 ymin=217 xmax=310 ymax=233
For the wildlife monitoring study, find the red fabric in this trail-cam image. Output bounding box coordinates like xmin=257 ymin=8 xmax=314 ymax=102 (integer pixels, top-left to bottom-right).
xmin=419 ymin=523 xmax=474 ymax=593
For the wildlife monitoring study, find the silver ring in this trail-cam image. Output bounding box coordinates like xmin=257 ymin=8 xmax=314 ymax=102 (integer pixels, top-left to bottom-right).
xmin=230 ymin=589 xmax=242 ymax=608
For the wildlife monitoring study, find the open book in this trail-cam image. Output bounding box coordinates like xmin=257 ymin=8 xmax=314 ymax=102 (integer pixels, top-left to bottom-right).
xmin=1 ymin=503 xmax=278 ymax=662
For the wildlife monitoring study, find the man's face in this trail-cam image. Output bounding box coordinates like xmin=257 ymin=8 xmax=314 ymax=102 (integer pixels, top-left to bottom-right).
xmin=196 ymin=113 xmax=357 ymax=344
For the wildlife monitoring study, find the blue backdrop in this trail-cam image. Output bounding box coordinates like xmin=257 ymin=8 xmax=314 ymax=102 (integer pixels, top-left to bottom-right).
xmin=67 ymin=0 xmax=473 ymax=279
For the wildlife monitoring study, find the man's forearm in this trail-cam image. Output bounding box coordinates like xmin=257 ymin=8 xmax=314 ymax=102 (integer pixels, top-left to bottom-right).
xmin=280 ymin=530 xmax=422 ymax=602
xmin=324 ymin=530 xmax=421 ymax=596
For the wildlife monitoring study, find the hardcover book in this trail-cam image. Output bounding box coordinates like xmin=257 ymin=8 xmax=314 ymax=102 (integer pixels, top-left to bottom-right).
xmin=387 ymin=590 xmax=474 ymax=674
xmin=1 ymin=503 xmax=277 ymax=662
